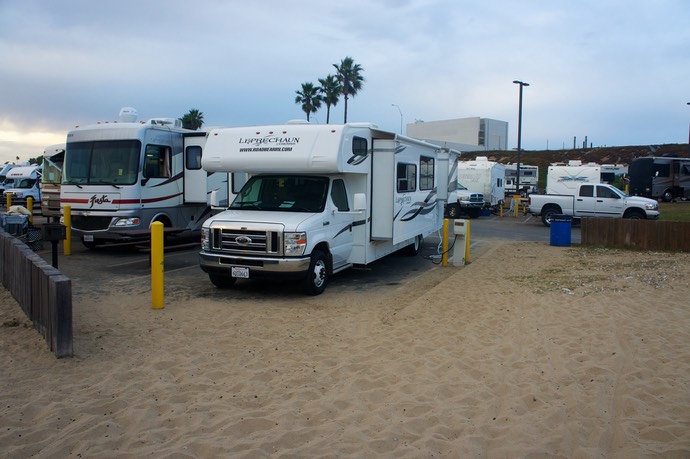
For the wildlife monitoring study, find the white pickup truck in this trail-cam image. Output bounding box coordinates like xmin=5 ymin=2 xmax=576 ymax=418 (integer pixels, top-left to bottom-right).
xmin=528 ymin=182 xmax=660 ymax=226
xmin=445 ymin=183 xmax=485 ymax=219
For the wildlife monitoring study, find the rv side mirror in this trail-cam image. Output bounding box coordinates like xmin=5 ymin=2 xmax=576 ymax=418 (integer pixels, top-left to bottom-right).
xmin=210 ymin=190 xmax=220 ymax=207
xmin=353 ymin=193 xmax=366 ymax=211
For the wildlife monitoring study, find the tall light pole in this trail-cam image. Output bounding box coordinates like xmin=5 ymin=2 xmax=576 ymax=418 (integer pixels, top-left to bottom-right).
xmin=391 ymin=104 xmax=403 ymax=134
xmin=687 ymin=102 xmax=690 ymax=153
xmin=512 ymin=80 xmax=529 ymax=195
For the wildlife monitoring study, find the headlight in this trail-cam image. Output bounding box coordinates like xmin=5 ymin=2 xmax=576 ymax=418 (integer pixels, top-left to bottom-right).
xmin=284 ymin=232 xmax=307 ymax=256
xmin=113 ymin=217 xmax=141 ymax=227
xmin=201 ymin=228 xmax=210 ymax=251
xmin=645 ymin=203 xmax=658 ymax=210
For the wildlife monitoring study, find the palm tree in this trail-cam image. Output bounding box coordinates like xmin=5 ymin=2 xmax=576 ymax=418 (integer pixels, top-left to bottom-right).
xmin=333 ymin=56 xmax=365 ymax=123
xmin=317 ymin=74 xmax=342 ymax=124
xmin=294 ymin=82 xmax=323 ymax=122
xmin=179 ymin=109 xmax=204 ymax=130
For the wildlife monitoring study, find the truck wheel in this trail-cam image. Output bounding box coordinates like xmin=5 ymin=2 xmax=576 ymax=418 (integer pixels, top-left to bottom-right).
xmin=662 ymin=190 xmax=674 ymax=202
xmin=624 ymin=209 xmax=645 ymax=220
xmin=541 ymin=206 xmax=560 ymax=227
xmin=304 ymin=250 xmax=328 ymax=295
xmin=81 ymin=238 xmax=104 ymax=249
xmin=445 ymin=204 xmax=459 ymax=219
xmin=209 ymin=273 xmax=236 ymax=289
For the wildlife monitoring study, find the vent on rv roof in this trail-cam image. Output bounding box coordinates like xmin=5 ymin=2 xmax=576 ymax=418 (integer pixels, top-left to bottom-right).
xmin=149 ymin=118 xmax=182 ymax=128
xmin=287 ymin=119 xmax=310 ymax=125
xmin=119 ymin=107 xmax=138 ymax=122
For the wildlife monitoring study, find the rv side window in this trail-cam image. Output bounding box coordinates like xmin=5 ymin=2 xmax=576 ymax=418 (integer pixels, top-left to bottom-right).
xmin=579 ymin=185 xmax=594 ymax=197
xmin=397 ymin=163 xmax=416 ymax=193
xmin=144 ymin=145 xmax=171 ymax=178
xmin=352 ymin=137 xmax=368 ymax=156
xmin=186 ymin=146 xmax=202 ymax=170
xmin=497 ymin=178 xmax=503 ymax=188
xmin=419 ymin=156 xmax=434 ymax=191
xmin=653 ymin=163 xmax=670 ymax=178
xmin=331 ymin=179 xmax=349 ymax=211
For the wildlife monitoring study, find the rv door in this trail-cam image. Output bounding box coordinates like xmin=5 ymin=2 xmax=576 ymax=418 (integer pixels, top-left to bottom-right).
xmin=183 ymin=133 xmax=208 ymax=203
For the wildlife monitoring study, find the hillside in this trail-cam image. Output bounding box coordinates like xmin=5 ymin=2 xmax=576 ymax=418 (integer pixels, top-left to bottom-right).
xmin=461 ymin=143 xmax=690 ymax=171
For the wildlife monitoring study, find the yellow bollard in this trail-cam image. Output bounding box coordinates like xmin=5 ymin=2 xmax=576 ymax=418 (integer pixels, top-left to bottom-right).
xmin=499 ymin=202 xmax=503 ymax=217
xmin=464 ymin=220 xmax=471 ymax=264
xmin=5 ymin=193 xmax=11 ymax=209
xmin=63 ymin=205 xmax=72 ymax=256
xmin=151 ymin=221 xmax=164 ymax=309
xmin=27 ymin=197 xmax=33 ymax=224
xmin=441 ymin=218 xmax=449 ymax=267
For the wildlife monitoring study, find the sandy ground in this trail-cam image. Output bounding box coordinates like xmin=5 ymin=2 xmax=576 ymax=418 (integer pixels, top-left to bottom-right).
xmin=1 ymin=241 xmax=689 ymax=458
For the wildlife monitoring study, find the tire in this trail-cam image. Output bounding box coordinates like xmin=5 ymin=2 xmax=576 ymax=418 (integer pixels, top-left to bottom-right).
xmin=624 ymin=209 xmax=646 ymax=220
xmin=209 ymin=273 xmax=236 ymax=289
xmin=445 ymin=204 xmax=459 ymax=219
xmin=81 ymin=238 xmax=104 ymax=249
xmin=662 ymin=190 xmax=674 ymax=202
xmin=304 ymin=250 xmax=329 ymax=295
xmin=403 ymin=235 xmax=422 ymax=256
xmin=541 ymin=206 xmax=560 ymax=227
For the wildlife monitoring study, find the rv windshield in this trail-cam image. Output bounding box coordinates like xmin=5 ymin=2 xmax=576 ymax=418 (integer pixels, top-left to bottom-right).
xmin=231 ymin=175 xmax=329 ymax=213
xmin=64 ymin=140 xmax=140 ymax=186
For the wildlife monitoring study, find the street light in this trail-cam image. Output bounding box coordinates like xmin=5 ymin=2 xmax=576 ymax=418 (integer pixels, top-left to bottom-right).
xmin=513 ymin=80 xmax=529 ymax=195
xmin=391 ymin=104 xmax=403 ymax=134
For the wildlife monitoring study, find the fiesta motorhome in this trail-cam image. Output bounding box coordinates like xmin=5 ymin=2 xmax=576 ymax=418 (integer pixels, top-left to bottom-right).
xmin=61 ymin=108 xmax=227 ymax=248
xmin=198 ymin=122 xmax=453 ymax=295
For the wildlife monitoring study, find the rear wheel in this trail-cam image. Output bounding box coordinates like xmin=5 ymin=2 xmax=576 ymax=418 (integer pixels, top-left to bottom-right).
xmin=541 ymin=206 xmax=560 ymax=227
xmin=209 ymin=273 xmax=236 ymax=289
xmin=662 ymin=190 xmax=674 ymax=202
xmin=403 ymin=235 xmax=422 ymax=256
xmin=304 ymin=250 xmax=329 ymax=295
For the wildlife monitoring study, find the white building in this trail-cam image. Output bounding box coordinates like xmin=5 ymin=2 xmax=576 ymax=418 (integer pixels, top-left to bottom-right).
xmin=407 ymin=117 xmax=508 ymax=152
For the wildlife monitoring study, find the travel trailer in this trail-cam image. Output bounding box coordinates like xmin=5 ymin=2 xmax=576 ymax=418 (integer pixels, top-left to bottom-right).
xmin=546 ymin=161 xmax=601 ymax=195
xmin=198 ymin=122 xmax=453 ymax=295
xmin=456 ymin=157 xmax=505 ymax=207
xmin=629 ymin=156 xmax=690 ymax=202
xmin=40 ymin=144 xmax=66 ymax=220
xmin=3 ymin=165 xmax=42 ymax=208
xmin=504 ymin=163 xmax=538 ymax=196
xmin=61 ymin=108 xmax=227 ymax=248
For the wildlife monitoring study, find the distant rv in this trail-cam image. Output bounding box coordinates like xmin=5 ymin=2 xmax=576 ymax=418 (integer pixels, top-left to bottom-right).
xmin=629 ymin=156 xmax=690 ymax=202
xmin=504 ymin=163 xmax=538 ymax=196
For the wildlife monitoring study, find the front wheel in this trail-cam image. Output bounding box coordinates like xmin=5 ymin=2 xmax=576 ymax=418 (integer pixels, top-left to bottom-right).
xmin=445 ymin=204 xmax=459 ymax=219
xmin=209 ymin=273 xmax=237 ymax=289
xmin=624 ymin=209 xmax=646 ymax=220
xmin=662 ymin=190 xmax=674 ymax=202
xmin=304 ymin=250 xmax=329 ymax=295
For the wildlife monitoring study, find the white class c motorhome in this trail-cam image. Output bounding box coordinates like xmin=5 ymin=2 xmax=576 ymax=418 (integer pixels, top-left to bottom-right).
xmin=199 ymin=122 xmax=454 ymax=295
xmin=61 ymin=108 xmax=227 ymax=248
xmin=456 ymin=157 xmax=505 ymax=207
xmin=3 ymin=165 xmax=42 ymax=206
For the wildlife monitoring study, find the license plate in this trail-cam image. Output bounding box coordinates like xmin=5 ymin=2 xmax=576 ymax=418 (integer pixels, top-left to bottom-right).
xmin=83 ymin=235 xmax=94 ymax=242
xmin=231 ymin=267 xmax=249 ymax=278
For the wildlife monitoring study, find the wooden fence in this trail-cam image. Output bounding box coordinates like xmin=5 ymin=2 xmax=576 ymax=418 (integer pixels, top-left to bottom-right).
xmin=0 ymin=228 xmax=72 ymax=357
xmin=581 ymin=218 xmax=690 ymax=252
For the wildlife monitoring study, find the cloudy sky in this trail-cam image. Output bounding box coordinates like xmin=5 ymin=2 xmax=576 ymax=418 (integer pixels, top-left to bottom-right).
xmin=1 ymin=0 xmax=688 ymax=164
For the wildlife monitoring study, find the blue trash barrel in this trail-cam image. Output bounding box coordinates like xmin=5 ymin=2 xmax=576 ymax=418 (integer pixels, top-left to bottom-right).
xmin=550 ymin=214 xmax=572 ymax=247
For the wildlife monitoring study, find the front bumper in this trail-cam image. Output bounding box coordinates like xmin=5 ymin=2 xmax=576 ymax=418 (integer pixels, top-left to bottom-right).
xmin=199 ymin=251 xmax=311 ymax=277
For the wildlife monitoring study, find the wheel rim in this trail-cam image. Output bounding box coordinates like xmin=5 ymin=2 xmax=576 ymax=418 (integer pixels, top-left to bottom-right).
xmin=312 ymin=259 xmax=327 ymax=288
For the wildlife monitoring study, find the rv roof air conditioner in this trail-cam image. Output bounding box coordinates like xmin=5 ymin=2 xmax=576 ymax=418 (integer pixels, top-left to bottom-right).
xmin=149 ymin=118 xmax=183 ymax=128
xmin=119 ymin=107 xmax=138 ymax=123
